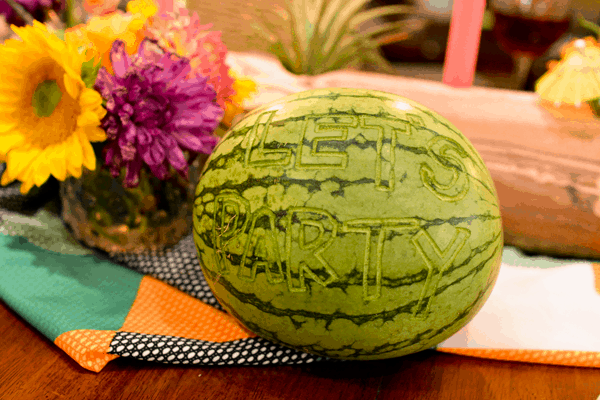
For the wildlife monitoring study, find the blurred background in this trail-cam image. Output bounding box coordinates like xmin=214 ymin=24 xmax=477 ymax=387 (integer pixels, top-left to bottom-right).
xmin=0 ymin=0 xmax=597 ymax=91
xmin=186 ymin=0 xmax=600 ymax=91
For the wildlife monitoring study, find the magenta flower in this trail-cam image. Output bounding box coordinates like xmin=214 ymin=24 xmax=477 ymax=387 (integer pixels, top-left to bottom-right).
xmin=95 ymin=39 xmax=223 ymax=187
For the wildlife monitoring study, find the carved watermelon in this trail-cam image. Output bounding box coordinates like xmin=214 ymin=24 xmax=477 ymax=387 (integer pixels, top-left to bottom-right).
xmin=193 ymin=88 xmax=503 ymax=360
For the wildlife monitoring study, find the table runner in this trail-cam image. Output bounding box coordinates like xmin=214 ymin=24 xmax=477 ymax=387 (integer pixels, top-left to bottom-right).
xmin=1 ymin=171 xmax=599 ymax=372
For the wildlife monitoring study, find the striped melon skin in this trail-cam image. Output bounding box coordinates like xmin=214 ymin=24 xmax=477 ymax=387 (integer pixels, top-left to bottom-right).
xmin=193 ymin=88 xmax=502 ymax=360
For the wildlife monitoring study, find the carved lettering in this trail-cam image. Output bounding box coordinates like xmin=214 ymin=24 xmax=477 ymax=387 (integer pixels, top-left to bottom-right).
xmin=406 ymin=113 xmax=425 ymax=134
xmin=343 ymin=218 xmax=419 ymax=301
xmin=212 ymin=193 xmax=251 ymax=272
xmin=238 ymin=208 xmax=285 ymax=283
xmin=285 ymin=207 xmax=339 ymax=292
xmin=244 ymin=111 xmax=292 ymax=167
xmin=412 ymin=227 xmax=471 ymax=317
xmin=359 ymin=116 xmax=410 ymax=192
xmin=420 ymin=136 xmax=471 ymax=202
xmin=295 ymin=114 xmax=357 ymax=169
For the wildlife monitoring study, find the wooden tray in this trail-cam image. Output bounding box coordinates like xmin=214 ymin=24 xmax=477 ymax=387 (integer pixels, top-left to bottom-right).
xmin=226 ymin=52 xmax=600 ymax=259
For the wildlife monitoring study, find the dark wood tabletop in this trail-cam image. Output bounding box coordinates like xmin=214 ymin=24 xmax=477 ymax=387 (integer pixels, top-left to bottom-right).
xmin=2 ymin=302 xmax=599 ymax=400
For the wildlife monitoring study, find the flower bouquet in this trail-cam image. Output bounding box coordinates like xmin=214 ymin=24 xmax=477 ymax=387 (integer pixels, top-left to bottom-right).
xmin=0 ymin=0 xmax=256 ymax=252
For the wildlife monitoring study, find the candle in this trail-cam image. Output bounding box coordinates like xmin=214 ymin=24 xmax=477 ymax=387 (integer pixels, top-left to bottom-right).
xmin=442 ymin=0 xmax=486 ymax=88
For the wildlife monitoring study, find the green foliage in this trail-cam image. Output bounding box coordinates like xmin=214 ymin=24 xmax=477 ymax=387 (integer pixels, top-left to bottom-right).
xmin=81 ymin=57 xmax=102 ymax=89
xmin=55 ymin=29 xmax=66 ymax=41
xmin=248 ymin=0 xmax=416 ymax=75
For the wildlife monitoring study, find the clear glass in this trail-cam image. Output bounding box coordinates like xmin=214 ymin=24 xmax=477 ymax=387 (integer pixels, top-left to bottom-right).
xmin=60 ymin=157 xmax=204 ymax=254
xmin=489 ymin=0 xmax=573 ymax=89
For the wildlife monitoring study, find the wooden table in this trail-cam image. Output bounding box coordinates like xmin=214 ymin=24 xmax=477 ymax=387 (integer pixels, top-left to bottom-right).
xmin=1 ymin=301 xmax=598 ymax=400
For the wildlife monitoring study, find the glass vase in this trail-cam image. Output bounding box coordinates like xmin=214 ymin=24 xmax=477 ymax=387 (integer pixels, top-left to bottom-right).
xmin=60 ymin=157 xmax=204 ymax=254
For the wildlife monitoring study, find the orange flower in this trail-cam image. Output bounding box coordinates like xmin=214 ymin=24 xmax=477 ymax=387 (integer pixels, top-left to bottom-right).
xmin=83 ymin=0 xmax=120 ymax=16
xmin=65 ymin=11 xmax=148 ymax=75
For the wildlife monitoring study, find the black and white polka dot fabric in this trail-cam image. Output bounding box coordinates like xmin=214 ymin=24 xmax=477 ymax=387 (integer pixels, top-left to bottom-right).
xmin=109 ymin=332 xmax=323 ymax=366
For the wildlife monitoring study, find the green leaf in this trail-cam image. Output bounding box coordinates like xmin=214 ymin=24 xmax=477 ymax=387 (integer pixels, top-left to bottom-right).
xmin=269 ymin=41 xmax=297 ymax=74
xmin=321 ymin=40 xmax=360 ymax=72
xmin=305 ymin=0 xmax=329 ymax=73
xmin=55 ymin=29 xmax=66 ymax=41
xmin=252 ymin=0 xmax=416 ymax=75
xmin=361 ymin=49 xmax=397 ymax=74
xmin=286 ymin=0 xmax=309 ymax=72
xmin=357 ymin=20 xmax=414 ymax=42
xmin=64 ymin=0 xmax=79 ymax=28
xmin=349 ymin=5 xmax=413 ymax=29
xmin=320 ymin=0 xmax=371 ymax=54
xmin=317 ymin=0 xmax=374 ymax=71
xmin=578 ymin=16 xmax=600 ymax=38
xmin=81 ymin=57 xmax=102 ymax=89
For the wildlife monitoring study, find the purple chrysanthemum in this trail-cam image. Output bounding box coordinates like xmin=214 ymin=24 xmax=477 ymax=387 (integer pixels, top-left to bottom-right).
xmin=95 ymin=39 xmax=222 ymax=187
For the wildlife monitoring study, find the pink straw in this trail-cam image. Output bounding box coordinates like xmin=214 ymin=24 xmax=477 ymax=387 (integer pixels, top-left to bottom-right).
xmin=442 ymin=0 xmax=487 ymax=88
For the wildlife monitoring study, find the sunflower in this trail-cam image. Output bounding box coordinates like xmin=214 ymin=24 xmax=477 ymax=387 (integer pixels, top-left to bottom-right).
xmin=0 ymin=21 xmax=106 ymax=194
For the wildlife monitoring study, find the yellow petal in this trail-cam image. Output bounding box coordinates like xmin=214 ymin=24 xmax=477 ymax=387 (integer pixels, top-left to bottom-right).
xmin=77 ymin=110 xmax=101 ymax=127
xmin=0 ymin=99 xmax=20 ymax=112
xmin=0 ymin=90 xmax=22 ymax=102
xmin=63 ymin=60 xmax=86 ymax=84
xmin=79 ymin=89 xmax=103 ymax=107
xmin=4 ymin=147 xmax=41 ymax=184
xmin=0 ymin=170 xmax=14 ymax=186
xmin=66 ymin=133 xmax=83 ymax=176
xmin=46 ymin=143 xmax=68 ymax=181
xmin=15 ymin=27 xmax=47 ymax=50
xmin=232 ymin=78 xmax=257 ymax=102
xmin=19 ymin=179 xmax=35 ymax=194
xmin=0 ymin=120 xmax=18 ymax=133
xmin=18 ymin=161 xmax=41 ymax=193
xmin=32 ymin=157 xmax=51 ymax=187
xmin=97 ymin=106 xmax=107 ymax=120
xmin=63 ymin=74 xmax=81 ymax=99
xmin=0 ymin=80 xmax=23 ymax=91
xmin=84 ymin=126 xmax=107 ymax=142
xmin=79 ymin=132 xmax=97 ymax=171
xmin=0 ymin=132 xmax=25 ymax=154
xmin=66 ymin=160 xmax=82 ymax=179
